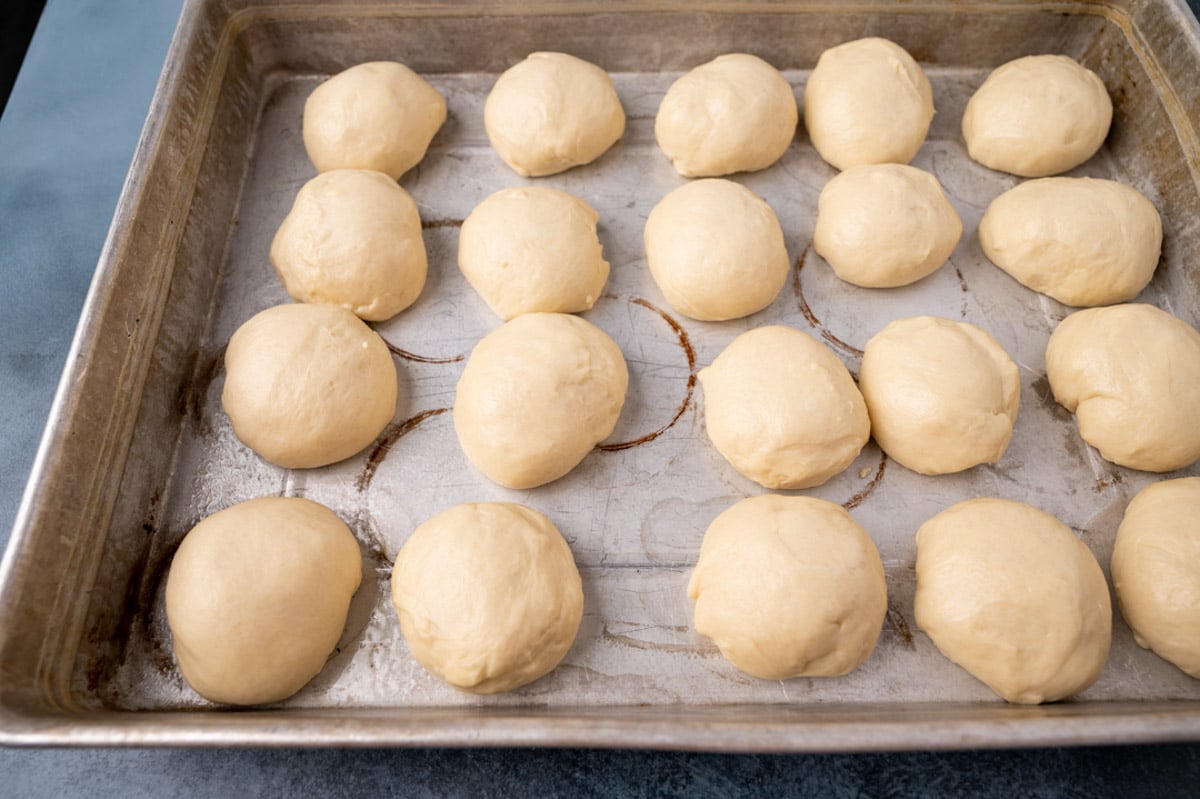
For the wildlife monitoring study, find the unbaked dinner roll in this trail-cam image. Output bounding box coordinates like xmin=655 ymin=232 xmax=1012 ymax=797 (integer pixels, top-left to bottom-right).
xmin=484 ymin=52 xmax=625 ymax=177
xmin=644 ymin=179 xmax=789 ymax=321
xmin=453 ymin=313 xmax=628 ymax=489
xmin=962 ymin=54 xmax=1112 ymax=177
xmin=221 ymin=303 xmax=398 ymax=469
xmin=166 ymin=496 xmax=362 ymax=706
xmin=1046 ymin=304 xmax=1200 ymax=472
xmin=979 ymin=177 xmax=1162 ymax=307
xmin=1111 ymin=478 xmax=1200 ymax=678
xmin=303 ymin=61 xmax=446 ymax=179
xmin=914 ymin=498 xmax=1111 ymax=705
xmin=655 ymin=53 xmax=798 ymax=177
xmin=270 ymin=169 xmax=427 ymax=321
xmin=804 ymin=37 xmax=934 ymax=171
xmin=699 ymin=325 xmax=870 ymax=489
xmin=688 ymin=495 xmax=887 ymax=680
xmin=391 ymin=502 xmax=583 ymax=694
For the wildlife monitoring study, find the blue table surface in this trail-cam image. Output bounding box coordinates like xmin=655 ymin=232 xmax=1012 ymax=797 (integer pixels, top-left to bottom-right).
xmin=3 ymin=1 xmax=1200 ymax=795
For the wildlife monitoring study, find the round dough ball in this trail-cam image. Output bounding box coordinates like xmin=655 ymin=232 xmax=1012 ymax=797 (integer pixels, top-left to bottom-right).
xmin=303 ymin=61 xmax=446 ymax=179
xmin=166 ymin=496 xmax=362 ymax=705
xmin=454 ymin=313 xmax=628 ymax=489
xmin=458 ymin=186 xmax=610 ymax=320
xmin=222 ymin=303 xmax=398 ymax=469
xmin=859 ymin=316 xmax=1020 ymax=475
xmin=391 ymin=502 xmax=583 ymax=694
xmin=655 ymin=53 xmax=799 ymax=177
xmin=914 ymin=498 xmax=1112 ymax=705
xmin=484 ymin=52 xmax=625 ymax=177
xmin=963 ymin=55 xmax=1112 ymax=177
xmin=644 ymin=179 xmax=789 ymax=321
xmin=1046 ymin=304 xmax=1200 ymax=472
xmin=270 ymin=170 xmax=427 ymax=321
xmin=804 ymin=37 xmax=934 ymax=171
xmin=813 ymin=164 xmax=962 ymax=287
xmin=979 ymin=177 xmax=1162 ymax=307
xmin=1112 ymin=478 xmax=1200 ymax=678
xmin=688 ymin=495 xmax=887 ymax=680
xmin=699 ymin=325 xmax=870 ymax=489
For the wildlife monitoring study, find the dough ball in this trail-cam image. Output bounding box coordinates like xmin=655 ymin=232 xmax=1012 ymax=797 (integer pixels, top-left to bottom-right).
xmin=391 ymin=502 xmax=583 ymax=693
xmin=458 ymin=186 xmax=610 ymax=320
xmin=166 ymin=496 xmax=362 ymax=705
xmin=860 ymin=316 xmax=1020 ymax=475
xmin=699 ymin=325 xmax=870 ymax=489
xmin=963 ymin=54 xmax=1112 ymax=177
xmin=914 ymin=498 xmax=1111 ymax=704
xmin=979 ymin=177 xmax=1162 ymax=307
xmin=813 ymin=164 xmax=962 ymax=288
xmin=222 ymin=303 xmax=398 ymax=469
xmin=688 ymin=495 xmax=887 ymax=680
xmin=655 ymin=53 xmax=798 ymax=177
xmin=454 ymin=313 xmax=628 ymax=489
xmin=303 ymin=61 xmax=446 ymax=179
xmin=484 ymin=52 xmax=625 ymax=177
xmin=1111 ymin=478 xmax=1200 ymax=678
xmin=270 ymin=170 xmax=427 ymax=321
xmin=644 ymin=179 xmax=789 ymax=321
xmin=1046 ymin=304 xmax=1200 ymax=472
xmin=804 ymin=37 xmax=934 ymax=171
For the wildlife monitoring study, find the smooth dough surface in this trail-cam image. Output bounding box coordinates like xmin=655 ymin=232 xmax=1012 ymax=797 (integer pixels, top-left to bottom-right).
xmin=914 ymin=498 xmax=1112 ymax=705
xmin=303 ymin=61 xmax=446 ymax=179
xmin=963 ymin=54 xmax=1112 ymax=177
xmin=804 ymin=37 xmax=934 ymax=171
xmin=655 ymin=53 xmax=798 ymax=177
xmin=453 ymin=313 xmax=628 ymax=489
xmin=166 ymin=496 xmax=362 ymax=706
xmin=688 ymin=495 xmax=887 ymax=680
xmin=1046 ymin=304 xmax=1200 ymax=472
xmin=979 ymin=177 xmax=1162 ymax=307
xmin=699 ymin=325 xmax=870 ymax=489
xmin=458 ymin=186 xmax=609 ymax=320
xmin=484 ymin=52 xmax=625 ymax=177
xmin=391 ymin=502 xmax=584 ymax=694
xmin=813 ymin=164 xmax=962 ymax=288
xmin=859 ymin=316 xmax=1019 ymax=475
xmin=644 ymin=179 xmax=789 ymax=321
xmin=1112 ymin=478 xmax=1200 ymax=678
xmin=221 ymin=303 xmax=398 ymax=469
xmin=270 ymin=169 xmax=427 ymax=321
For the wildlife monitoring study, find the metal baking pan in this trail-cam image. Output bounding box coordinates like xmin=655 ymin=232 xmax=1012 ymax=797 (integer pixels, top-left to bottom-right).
xmin=2 ymin=0 xmax=1199 ymax=750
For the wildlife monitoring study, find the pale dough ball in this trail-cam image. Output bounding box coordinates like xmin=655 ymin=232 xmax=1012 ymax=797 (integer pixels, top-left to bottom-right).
xmin=914 ymin=498 xmax=1112 ymax=704
xmin=303 ymin=61 xmax=446 ymax=179
xmin=655 ymin=53 xmax=799 ymax=177
xmin=166 ymin=496 xmax=362 ymax=705
xmin=963 ymin=54 xmax=1112 ymax=177
xmin=453 ymin=313 xmax=628 ymax=489
xmin=270 ymin=170 xmax=427 ymax=321
xmin=458 ymin=186 xmax=610 ymax=320
xmin=391 ymin=502 xmax=583 ymax=694
xmin=699 ymin=325 xmax=870 ymax=489
xmin=813 ymin=164 xmax=962 ymax=287
xmin=1046 ymin=304 xmax=1200 ymax=472
xmin=1112 ymin=478 xmax=1200 ymax=678
xmin=979 ymin=177 xmax=1162 ymax=307
xmin=688 ymin=495 xmax=887 ymax=680
xmin=859 ymin=316 xmax=1019 ymax=475
xmin=644 ymin=179 xmax=789 ymax=321
xmin=804 ymin=37 xmax=934 ymax=171
xmin=221 ymin=303 xmax=398 ymax=469
xmin=484 ymin=52 xmax=625 ymax=177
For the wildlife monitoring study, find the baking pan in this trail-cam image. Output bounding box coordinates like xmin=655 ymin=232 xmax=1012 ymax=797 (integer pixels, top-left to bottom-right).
xmin=2 ymin=0 xmax=1200 ymax=750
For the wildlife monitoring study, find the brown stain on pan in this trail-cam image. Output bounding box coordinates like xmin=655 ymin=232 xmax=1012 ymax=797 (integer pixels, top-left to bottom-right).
xmin=356 ymin=407 xmax=451 ymax=492
xmin=420 ymin=217 xmax=464 ymax=229
xmin=842 ymin=450 xmax=888 ymax=511
xmin=885 ymin=598 xmax=916 ymax=650
xmin=791 ymin=243 xmax=864 ymax=357
xmin=385 ymin=342 xmax=464 ymax=365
